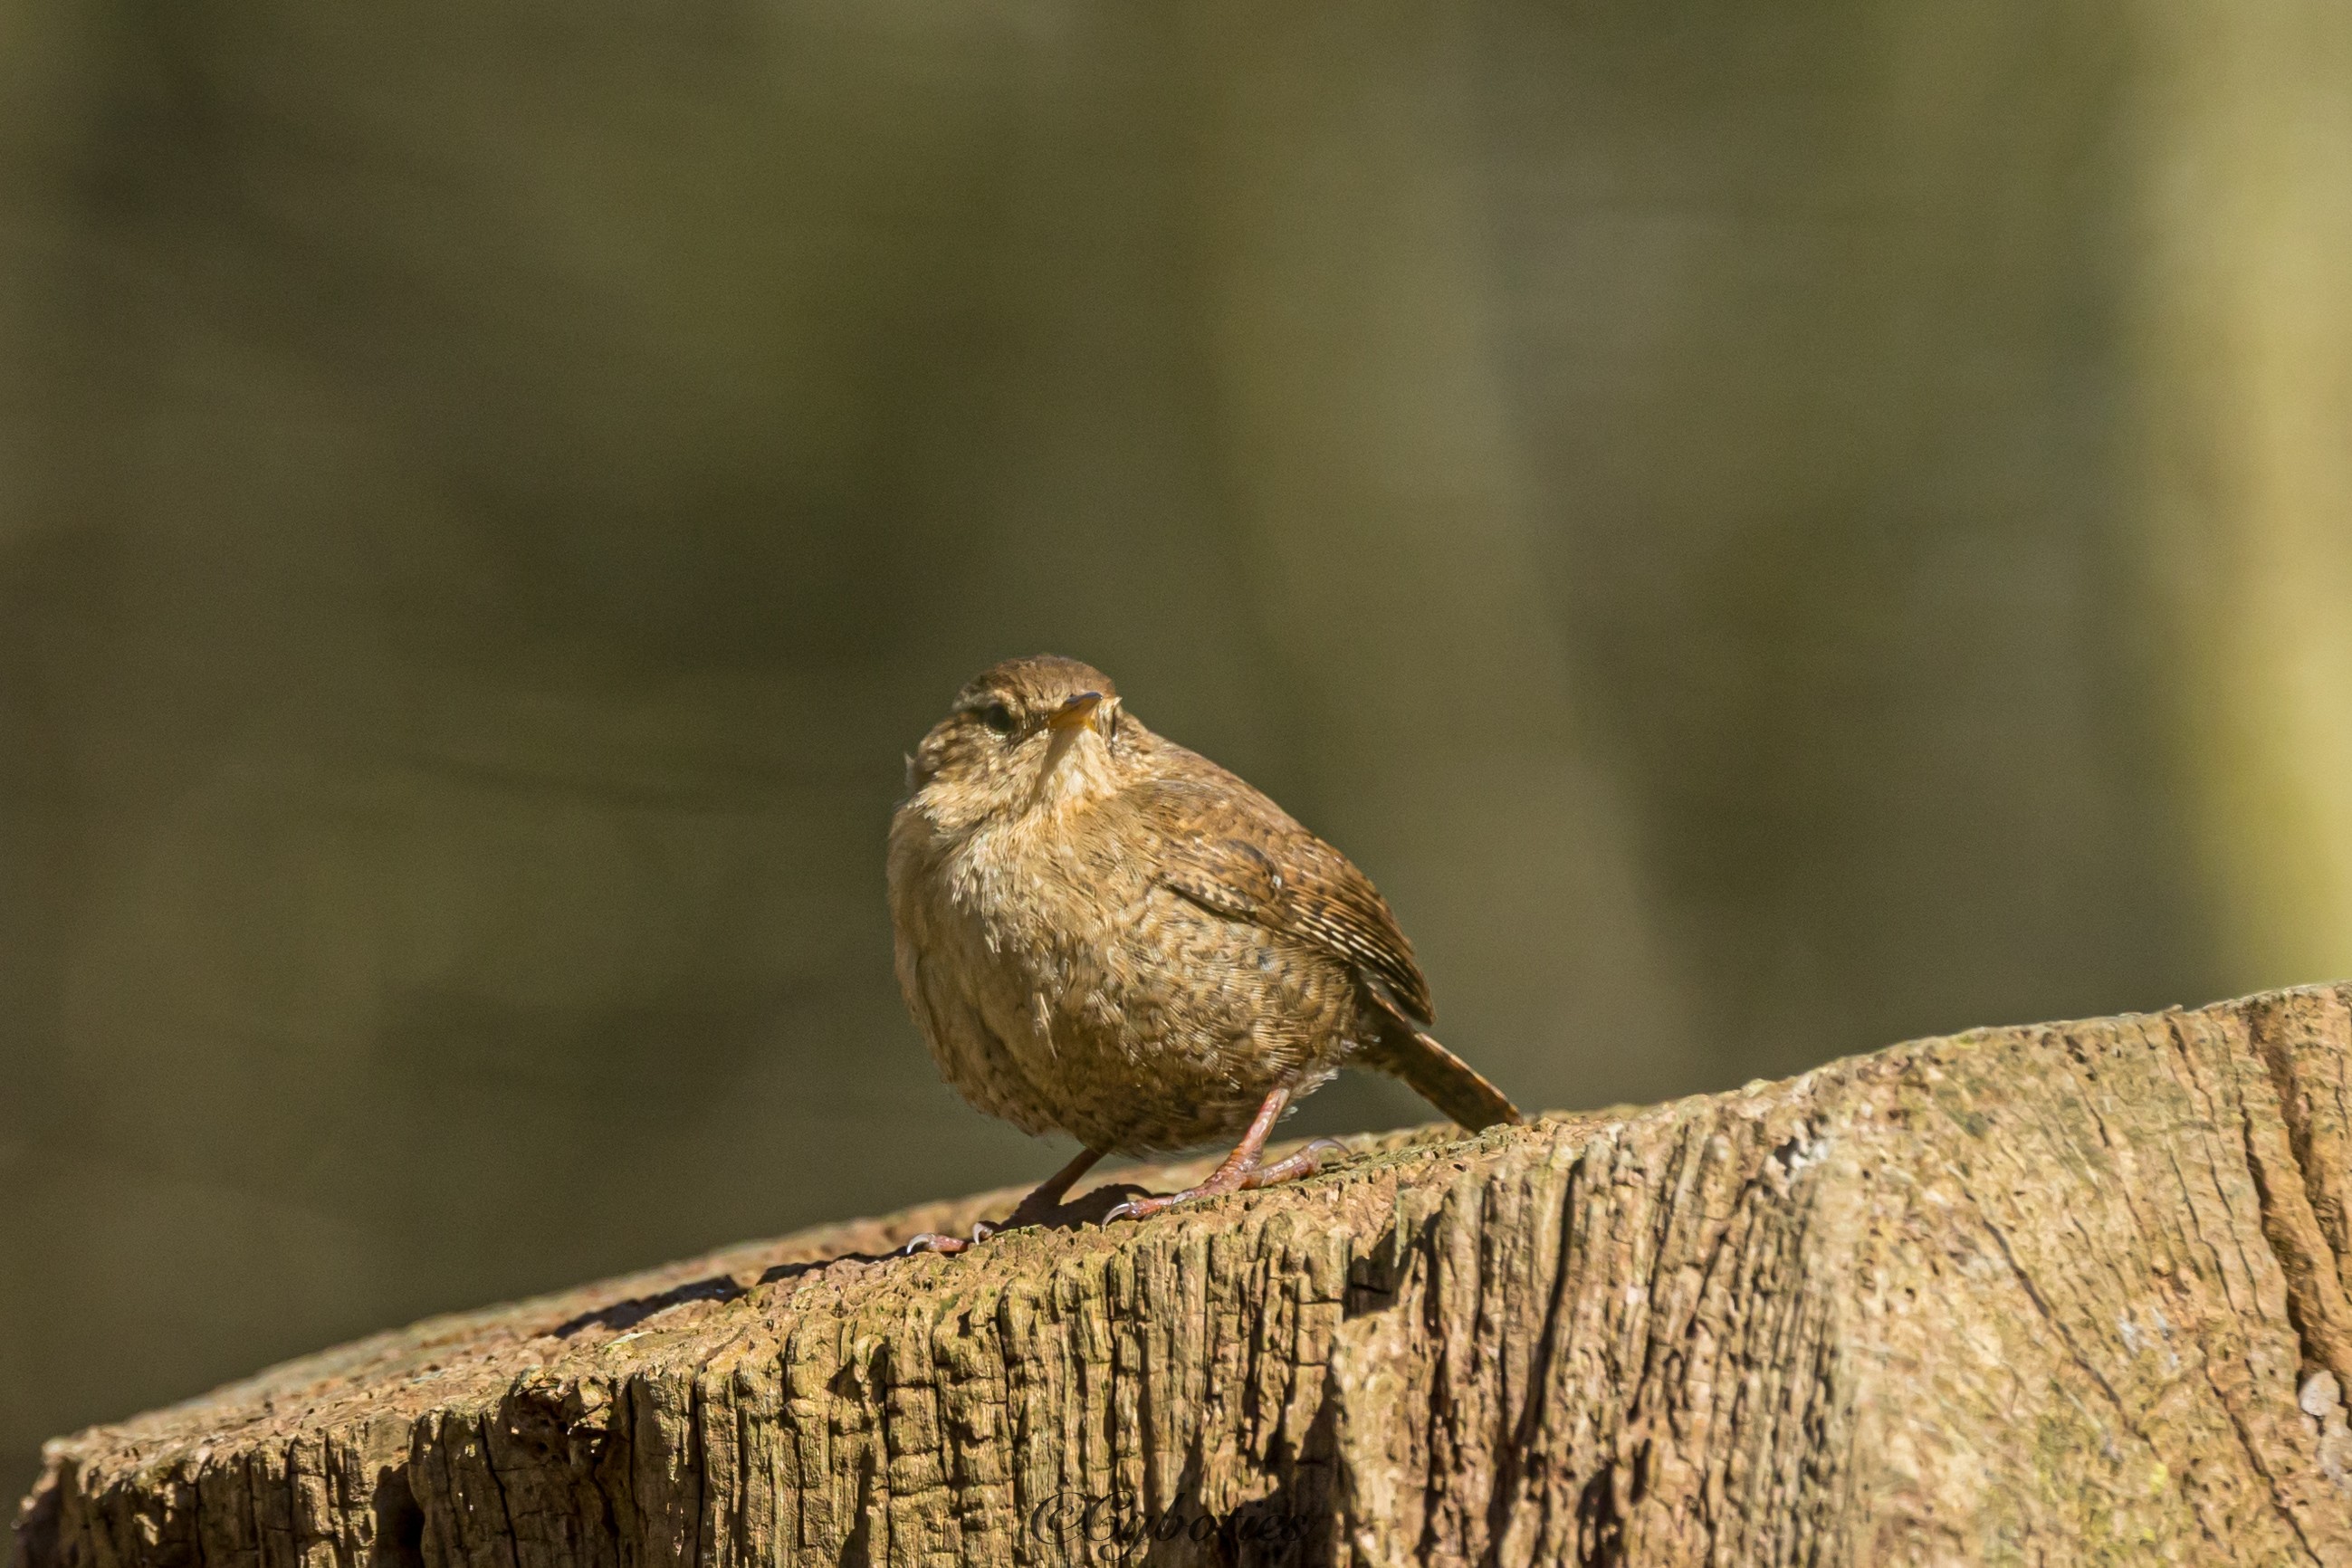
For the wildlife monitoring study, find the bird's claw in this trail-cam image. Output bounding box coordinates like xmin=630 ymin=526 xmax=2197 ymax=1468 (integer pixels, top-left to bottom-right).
xmin=923 ymin=1139 xmax=1357 ymax=1239
xmin=902 ymin=1218 xmax=1000 ymax=1257
xmin=1103 ymin=1139 xmax=1353 ymax=1226
xmin=902 ymin=1232 xmax=970 ymax=1255
xmin=1250 ymin=1138 xmax=1350 ymax=1186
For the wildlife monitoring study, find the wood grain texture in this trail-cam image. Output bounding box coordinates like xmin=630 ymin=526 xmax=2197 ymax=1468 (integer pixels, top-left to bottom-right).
xmin=21 ymin=984 xmax=2352 ymax=1566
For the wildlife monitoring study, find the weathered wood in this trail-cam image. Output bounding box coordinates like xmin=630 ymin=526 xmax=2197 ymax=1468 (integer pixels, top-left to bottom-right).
xmin=21 ymin=984 xmax=2352 ymax=1565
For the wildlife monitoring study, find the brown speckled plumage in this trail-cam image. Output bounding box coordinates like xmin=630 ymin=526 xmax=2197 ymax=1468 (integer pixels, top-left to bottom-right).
xmin=886 ymin=656 xmax=1519 ymax=1240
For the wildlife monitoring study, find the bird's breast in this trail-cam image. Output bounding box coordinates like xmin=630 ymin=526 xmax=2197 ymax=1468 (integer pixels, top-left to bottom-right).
xmin=942 ymin=808 xmax=1141 ymax=973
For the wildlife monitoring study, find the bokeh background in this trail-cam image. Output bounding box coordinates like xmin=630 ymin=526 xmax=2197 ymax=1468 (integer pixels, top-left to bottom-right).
xmin=5 ymin=0 xmax=2349 ymax=1505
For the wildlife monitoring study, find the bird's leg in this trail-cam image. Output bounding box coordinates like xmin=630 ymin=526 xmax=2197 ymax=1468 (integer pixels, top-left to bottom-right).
xmin=994 ymin=1145 xmax=1105 ymax=1230
xmin=1106 ymin=1087 xmax=1347 ymax=1223
xmin=904 ymin=1145 xmax=1104 ymax=1256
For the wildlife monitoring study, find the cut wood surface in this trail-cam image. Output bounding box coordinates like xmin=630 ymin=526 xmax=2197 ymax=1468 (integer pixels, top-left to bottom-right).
xmin=22 ymin=984 xmax=2352 ymax=1566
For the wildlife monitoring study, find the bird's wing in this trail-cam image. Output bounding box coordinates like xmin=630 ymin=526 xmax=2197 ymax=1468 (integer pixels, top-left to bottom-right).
xmin=1119 ymin=758 xmax=1435 ymax=1025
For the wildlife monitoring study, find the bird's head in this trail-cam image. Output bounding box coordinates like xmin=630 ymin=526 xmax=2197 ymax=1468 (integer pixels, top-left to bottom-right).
xmin=904 ymin=655 xmax=1129 ymax=829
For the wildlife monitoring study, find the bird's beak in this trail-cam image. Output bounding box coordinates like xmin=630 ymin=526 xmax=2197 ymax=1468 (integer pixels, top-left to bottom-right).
xmin=1046 ymin=691 xmax=1107 ymax=732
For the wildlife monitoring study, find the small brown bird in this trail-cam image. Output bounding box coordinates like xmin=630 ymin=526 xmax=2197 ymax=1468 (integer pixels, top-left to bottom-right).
xmin=887 ymin=655 xmax=1521 ymax=1252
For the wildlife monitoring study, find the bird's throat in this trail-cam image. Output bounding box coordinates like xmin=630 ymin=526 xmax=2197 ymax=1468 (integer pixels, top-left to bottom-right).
xmin=1029 ymin=728 xmax=1120 ymax=817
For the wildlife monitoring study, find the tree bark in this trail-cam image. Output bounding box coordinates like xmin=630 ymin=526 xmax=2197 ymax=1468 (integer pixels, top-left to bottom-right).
xmin=21 ymin=983 xmax=2352 ymax=1566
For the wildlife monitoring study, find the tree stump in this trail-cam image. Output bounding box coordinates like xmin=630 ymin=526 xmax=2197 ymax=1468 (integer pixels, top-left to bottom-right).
xmin=21 ymin=984 xmax=2352 ymax=1566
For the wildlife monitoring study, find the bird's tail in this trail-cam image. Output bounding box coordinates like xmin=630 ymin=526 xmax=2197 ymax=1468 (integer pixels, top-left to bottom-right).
xmin=1360 ymin=998 xmax=1523 ymax=1132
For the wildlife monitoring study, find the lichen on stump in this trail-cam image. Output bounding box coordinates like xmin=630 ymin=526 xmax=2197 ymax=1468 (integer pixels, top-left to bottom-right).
xmin=21 ymin=984 xmax=2352 ymax=1565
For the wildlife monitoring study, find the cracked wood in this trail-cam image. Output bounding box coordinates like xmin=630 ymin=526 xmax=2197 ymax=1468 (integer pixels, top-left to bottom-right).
xmin=20 ymin=985 xmax=2352 ymax=1565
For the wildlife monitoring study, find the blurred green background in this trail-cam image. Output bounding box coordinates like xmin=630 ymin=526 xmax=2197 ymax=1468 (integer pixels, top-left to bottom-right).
xmin=5 ymin=0 xmax=2349 ymax=1505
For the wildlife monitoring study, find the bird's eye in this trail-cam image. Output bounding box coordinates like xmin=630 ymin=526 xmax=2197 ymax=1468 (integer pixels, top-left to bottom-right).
xmin=979 ymin=702 xmax=1016 ymax=736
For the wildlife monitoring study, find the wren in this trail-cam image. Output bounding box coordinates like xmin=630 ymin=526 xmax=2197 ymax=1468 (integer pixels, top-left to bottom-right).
xmin=887 ymin=655 xmax=1521 ymax=1252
